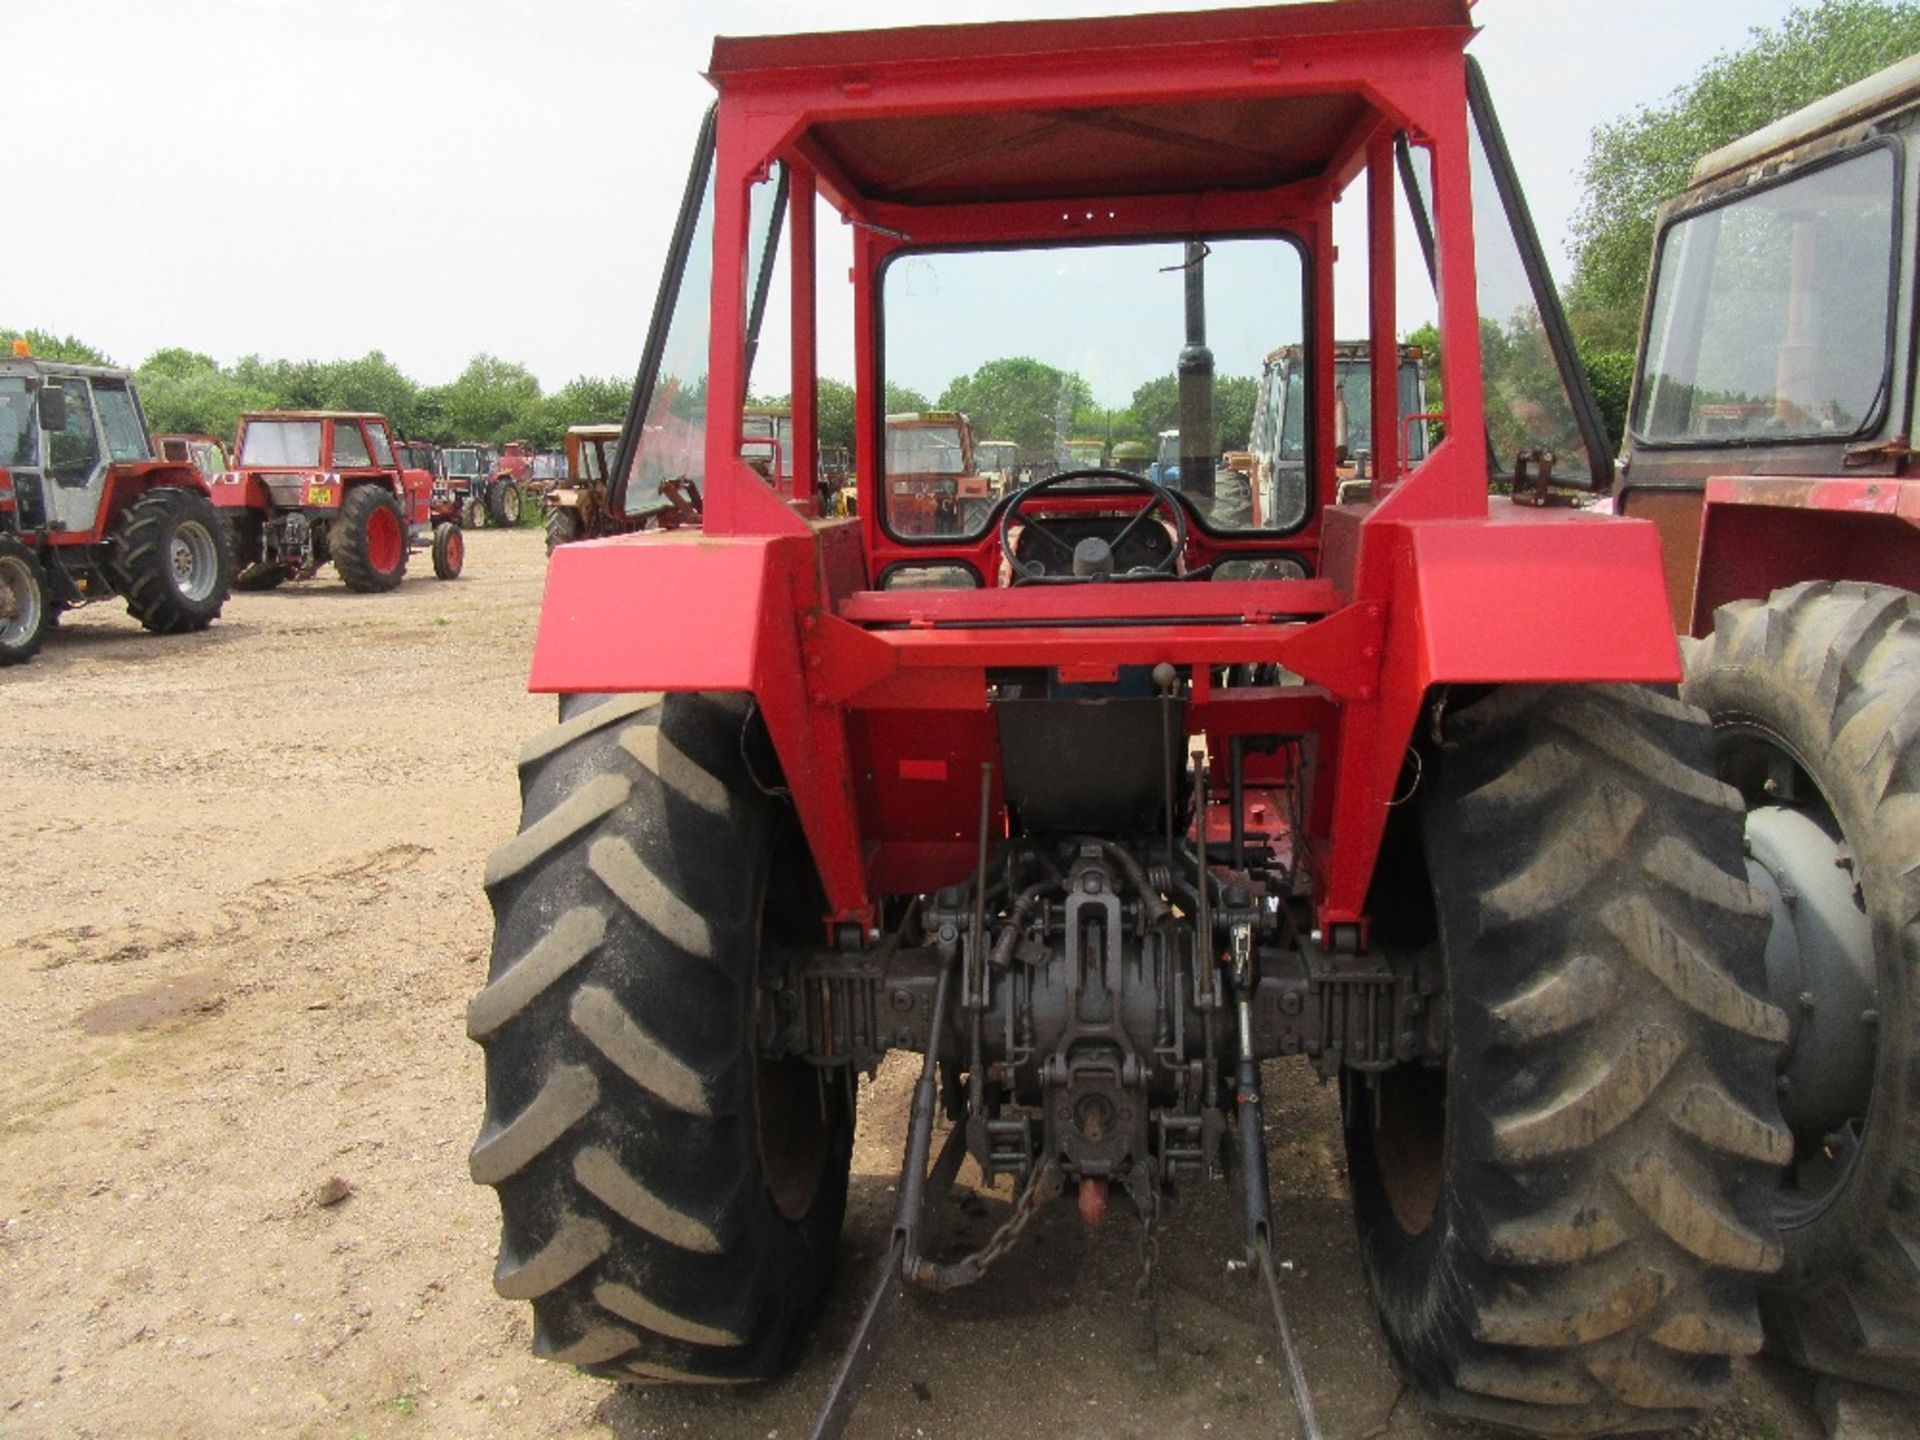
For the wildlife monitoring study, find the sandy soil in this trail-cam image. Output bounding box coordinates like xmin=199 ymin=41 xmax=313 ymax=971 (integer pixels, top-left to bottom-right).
xmin=0 ymin=529 xmax=1825 ymax=1440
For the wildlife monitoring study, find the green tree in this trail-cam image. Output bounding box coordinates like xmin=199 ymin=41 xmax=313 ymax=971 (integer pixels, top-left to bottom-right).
xmin=817 ymin=377 xmax=856 ymax=454
xmin=1 ymin=328 xmax=113 ymax=365
xmin=433 ymin=354 xmax=545 ymax=444
xmin=937 ymin=357 xmax=1090 ymax=456
xmin=135 ymin=350 xmax=273 ymax=440
xmin=546 ymin=375 xmax=631 ymax=436
xmin=884 ymin=380 xmax=929 ymax=415
xmin=1120 ymin=372 xmax=1257 ymax=452
xmin=1569 ymin=0 xmax=1920 ymax=341
xmin=316 ymin=352 xmax=419 ymax=433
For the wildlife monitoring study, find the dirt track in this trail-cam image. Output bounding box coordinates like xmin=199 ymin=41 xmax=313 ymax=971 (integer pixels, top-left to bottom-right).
xmin=0 ymin=529 xmax=1825 ymax=1439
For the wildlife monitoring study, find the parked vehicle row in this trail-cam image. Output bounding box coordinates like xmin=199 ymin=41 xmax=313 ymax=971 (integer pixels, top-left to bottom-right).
xmin=0 ymin=350 xmax=470 ymax=668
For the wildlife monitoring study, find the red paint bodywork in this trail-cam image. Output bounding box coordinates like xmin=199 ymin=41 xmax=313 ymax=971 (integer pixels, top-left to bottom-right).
xmin=529 ymin=1 xmax=1682 ymax=932
xmin=215 ymin=411 xmax=432 ymax=527
xmin=1687 ymin=476 xmax=1920 ymax=635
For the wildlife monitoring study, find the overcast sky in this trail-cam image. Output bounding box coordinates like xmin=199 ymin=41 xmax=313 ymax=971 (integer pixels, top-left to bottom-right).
xmin=7 ymin=0 xmax=1800 ymax=393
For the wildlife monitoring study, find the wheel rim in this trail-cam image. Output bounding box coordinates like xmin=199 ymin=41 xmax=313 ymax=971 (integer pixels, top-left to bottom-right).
xmin=168 ymin=518 xmax=220 ymax=602
xmin=1717 ymin=720 xmax=1880 ymax=1229
xmin=755 ymin=1055 xmax=831 ymax=1222
xmin=446 ymin=528 xmax=464 ymax=570
xmin=366 ymin=504 xmax=403 ymax=573
xmin=0 ymin=555 xmax=40 ymax=646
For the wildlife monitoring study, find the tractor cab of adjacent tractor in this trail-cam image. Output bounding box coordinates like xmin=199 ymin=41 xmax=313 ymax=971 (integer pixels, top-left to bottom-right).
xmin=1614 ymin=54 xmax=1920 ymax=1397
xmin=486 ymin=7 xmax=1790 ymax=1435
xmin=0 ymin=348 xmax=233 ymax=665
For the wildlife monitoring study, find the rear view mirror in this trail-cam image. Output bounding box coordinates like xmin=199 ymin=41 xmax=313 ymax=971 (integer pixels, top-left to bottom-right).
xmin=37 ymin=385 xmax=67 ymax=433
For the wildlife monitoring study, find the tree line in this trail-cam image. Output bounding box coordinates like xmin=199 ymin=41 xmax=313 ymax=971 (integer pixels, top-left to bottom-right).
xmin=0 ymin=330 xmax=631 ymax=449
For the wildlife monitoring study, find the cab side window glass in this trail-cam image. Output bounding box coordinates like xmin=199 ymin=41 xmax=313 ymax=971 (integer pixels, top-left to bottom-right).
xmin=92 ymin=383 xmax=150 ymax=463
xmin=365 ymin=421 xmax=394 ymax=467
xmin=333 ymin=421 xmax=373 ymax=468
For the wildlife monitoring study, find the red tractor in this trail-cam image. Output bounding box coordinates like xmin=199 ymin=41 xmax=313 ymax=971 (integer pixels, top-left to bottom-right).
xmin=470 ymin=6 xmax=1793 ymax=1435
xmin=0 ymin=346 xmax=232 ymax=666
xmin=1616 ymin=54 xmax=1920 ymax=1403
xmin=475 ymin=440 xmax=532 ymax=528
xmin=214 ymin=410 xmax=462 ymax=590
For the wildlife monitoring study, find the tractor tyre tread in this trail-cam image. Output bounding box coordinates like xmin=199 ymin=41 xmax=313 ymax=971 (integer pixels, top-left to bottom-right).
xmin=117 ymin=488 xmax=232 ymax=634
xmin=1348 ymin=683 xmax=1786 ymax=1437
xmin=545 ymin=508 xmax=582 ymax=556
xmin=1684 ymin=580 xmax=1920 ymax=1394
xmin=471 ymin=691 xmax=850 ymax=1384
xmin=332 ymin=486 xmax=408 ymax=593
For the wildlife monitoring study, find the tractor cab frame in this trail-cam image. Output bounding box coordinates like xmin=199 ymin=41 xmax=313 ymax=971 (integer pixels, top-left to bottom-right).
xmin=543 ymin=0 xmax=1650 ymax=937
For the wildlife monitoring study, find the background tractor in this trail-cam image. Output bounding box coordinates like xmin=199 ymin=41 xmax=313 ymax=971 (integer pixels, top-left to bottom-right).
xmin=479 ymin=440 xmax=533 ymax=527
xmin=1616 ymin=51 xmax=1920 ymax=1403
xmin=541 ymin=422 xmax=623 ymax=553
xmin=470 ymin=5 xmax=1791 ymax=1436
xmin=215 ymin=410 xmax=462 ymax=590
xmin=0 ymin=346 xmax=232 ymax=666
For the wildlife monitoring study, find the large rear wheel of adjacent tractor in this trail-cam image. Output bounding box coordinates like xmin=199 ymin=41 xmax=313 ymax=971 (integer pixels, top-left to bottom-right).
xmin=490 ymin=479 xmax=523 ymax=527
xmin=332 ymin=485 xmax=408 ymax=592
xmin=1682 ymin=580 xmax=1920 ymax=1394
xmin=0 ymin=535 xmax=52 ymax=666
xmin=469 ymin=691 xmax=853 ymax=1384
xmin=1345 ymin=684 xmax=1789 ymax=1436
xmin=118 ymin=488 xmax=232 ymax=634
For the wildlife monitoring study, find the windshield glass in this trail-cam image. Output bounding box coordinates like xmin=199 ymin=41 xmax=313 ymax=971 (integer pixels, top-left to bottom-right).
xmin=1635 ymin=148 xmax=1896 ymax=444
xmin=889 ymin=422 xmax=966 ymax=475
xmin=0 ymin=378 xmax=37 ymax=468
xmin=881 ymin=237 xmax=1306 ymax=539
xmin=240 ymin=420 xmax=322 ymax=468
xmin=444 ymin=448 xmax=481 ymax=476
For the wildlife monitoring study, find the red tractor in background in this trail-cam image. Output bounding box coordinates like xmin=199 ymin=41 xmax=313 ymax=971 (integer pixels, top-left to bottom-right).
xmin=0 ymin=345 xmax=232 ymax=666
xmin=214 ymin=410 xmax=462 ymax=590
xmin=393 ymin=438 xmax=457 ymax=525
xmin=475 ymin=440 xmax=532 ymax=528
xmin=1615 ymin=53 xmax=1920 ymax=1402
xmin=469 ymin=6 xmax=1797 ymax=1435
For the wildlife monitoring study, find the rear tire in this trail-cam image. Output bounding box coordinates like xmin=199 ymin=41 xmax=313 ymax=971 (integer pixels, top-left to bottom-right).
xmin=0 ymin=536 xmax=51 ymax=666
xmin=332 ymin=486 xmax=408 ymax=593
xmin=490 ymin=480 xmax=523 ymax=527
xmin=1346 ymin=684 xmax=1788 ymax=1436
xmin=118 ymin=488 xmax=232 ymax=634
xmin=545 ymin=508 xmax=581 ymax=555
xmin=1682 ymin=581 xmax=1920 ymax=1394
xmin=463 ymin=497 xmax=487 ymax=530
xmin=432 ymin=521 xmax=464 ymax=580
xmin=470 ymin=691 xmax=852 ymax=1383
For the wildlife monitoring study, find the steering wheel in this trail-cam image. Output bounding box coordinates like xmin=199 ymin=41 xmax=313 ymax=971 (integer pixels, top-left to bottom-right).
xmin=998 ymin=468 xmax=1189 ymax=583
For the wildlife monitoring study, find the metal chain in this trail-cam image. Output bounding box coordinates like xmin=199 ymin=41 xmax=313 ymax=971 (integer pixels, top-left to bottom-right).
xmin=910 ymin=1158 xmax=1062 ymax=1292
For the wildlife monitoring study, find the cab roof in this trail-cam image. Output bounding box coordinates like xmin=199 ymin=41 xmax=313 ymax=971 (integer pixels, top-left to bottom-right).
xmin=240 ymin=410 xmax=389 ymax=422
xmin=0 ymin=357 xmax=135 ymax=383
xmin=708 ymin=1 xmax=1474 ymax=206
xmin=1693 ymin=50 xmax=1920 ymax=185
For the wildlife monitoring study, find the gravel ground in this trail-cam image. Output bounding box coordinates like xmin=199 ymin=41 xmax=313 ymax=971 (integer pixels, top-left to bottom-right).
xmin=0 ymin=527 xmax=1827 ymax=1439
